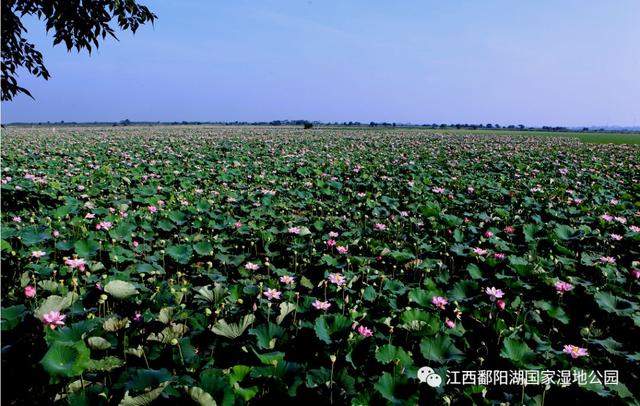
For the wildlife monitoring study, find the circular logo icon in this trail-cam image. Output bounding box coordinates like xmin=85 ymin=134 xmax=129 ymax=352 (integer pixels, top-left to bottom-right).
xmin=417 ymin=366 xmax=442 ymax=387
xmin=426 ymin=373 xmax=442 ymax=387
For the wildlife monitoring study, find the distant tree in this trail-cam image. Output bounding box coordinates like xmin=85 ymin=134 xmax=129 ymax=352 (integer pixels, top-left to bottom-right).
xmin=120 ymin=119 xmax=131 ymax=126
xmin=2 ymin=0 xmax=156 ymax=100
xmin=303 ymin=122 xmax=313 ymax=129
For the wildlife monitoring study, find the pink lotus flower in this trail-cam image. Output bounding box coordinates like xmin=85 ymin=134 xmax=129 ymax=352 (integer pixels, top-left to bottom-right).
xmin=263 ymin=288 xmax=282 ymax=301
xmin=52 ymin=230 xmax=60 ymax=237
xmin=445 ymin=318 xmax=456 ymax=329
xmin=42 ymin=311 xmax=66 ymax=330
xmin=610 ymin=234 xmax=622 ymax=241
xmin=148 ymin=205 xmax=158 ymax=213
xmin=600 ymin=256 xmax=616 ymax=264
xmin=494 ymin=253 xmax=505 ymax=260
xmin=12 ymin=216 xmax=22 ymax=223
xmin=329 ymin=231 xmax=339 ymax=238
xmin=473 ymin=247 xmax=488 ymax=256
xmin=432 ymin=187 xmax=445 ymax=194
xmin=24 ymin=285 xmax=36 ymax=298
xmin=84 ymin=213 xmax=95 ymax=219
xmin=312 ymin=300 xmax=331 ymax=310
xmin=357 ymin=325 xmax=373 ymax=337
xmin=431 ymin=296 xmax=448 ymax=310
xmin=484 ymin=231 xmax=494 ymax=238
xmin=374 ymin=223 xmax=386 ymax=231
xmin=245 ymin=262 xmax=260 ymax=271
xmin=559 ymin=168 xmax=569 ymax=175
xmin=485 ymin=287 xmax=504 ymax=301
xmin=555 ymin=281 xmax=574 ymax=294
xmin=328 ymin=273 xmax=346 ymax=286
xmin=31 ymin=250 xmax=46 ymax=258
xmin=631 ymin=269 xmax=640 ymax=279
xmin=133 ymin=241 xmax=139 ymax=248
xmin=600 ymin=214 xmax=613 ymax=222
xmin=563 ymin=344 xmax=588 ymax=359
xmin=336 ymin=246 xmax=348 ymax=254
xmin=234 ymin=221 xmax=243 ymax=228
xmin=497 ymin=299 xmax=506 ymax=310
xmin=615 ymin=216 xmax=626 ymax=224
xmin=288 ymin=226 xmax=301 ymax=235
xmin=96 ymin=221 xmax=112 ymax=230
xmin=133 ymin=311 xmax=142 ymax=321
xmin=279 ymin=275 xmax=295 ymax=285
xmin=630 ymin=225 xmax=640 ymax=233
xmin=65 ymin=258 xmax=86 ymax=270
xmin=326 ymin=239 xmax=336 ymax=247
xmin=504 ymin=226 xmax=515 ymax=234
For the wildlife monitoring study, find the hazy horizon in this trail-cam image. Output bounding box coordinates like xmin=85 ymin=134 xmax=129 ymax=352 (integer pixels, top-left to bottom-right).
xmin=2 ymin=0 xmax=639 ymax=127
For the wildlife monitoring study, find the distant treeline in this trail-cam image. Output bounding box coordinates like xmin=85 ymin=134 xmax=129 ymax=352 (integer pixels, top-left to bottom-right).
xmin=4 ymin=119 xmax=638 ymax=133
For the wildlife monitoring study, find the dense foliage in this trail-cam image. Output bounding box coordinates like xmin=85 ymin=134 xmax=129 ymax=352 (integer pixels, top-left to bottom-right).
xmin=1 ymin=127 xmax=639 ymax=405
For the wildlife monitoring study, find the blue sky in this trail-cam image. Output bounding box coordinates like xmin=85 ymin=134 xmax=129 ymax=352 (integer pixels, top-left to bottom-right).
xmin=3 ymin=0 xmax=639 ymax=126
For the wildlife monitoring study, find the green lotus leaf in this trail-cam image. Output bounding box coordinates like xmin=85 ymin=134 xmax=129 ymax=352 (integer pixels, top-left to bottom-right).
xmin=211 ymin=314 xmax=255 ymax=339
xmin=104 ymin=280 xmax=139 ymax=299
xmin=40 ymin=340 xmax=90 ymax=377
xmin=166 ymin=244 xmax=193 ymax=264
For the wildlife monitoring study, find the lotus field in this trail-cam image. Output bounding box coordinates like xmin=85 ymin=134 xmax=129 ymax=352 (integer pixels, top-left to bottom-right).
xmin=1 ymin=126 xmax=640 ymax=405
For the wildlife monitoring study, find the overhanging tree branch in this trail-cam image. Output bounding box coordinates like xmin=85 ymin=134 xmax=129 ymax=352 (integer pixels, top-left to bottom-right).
xmin=1 ymin=0 xmax=156 ymax=101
